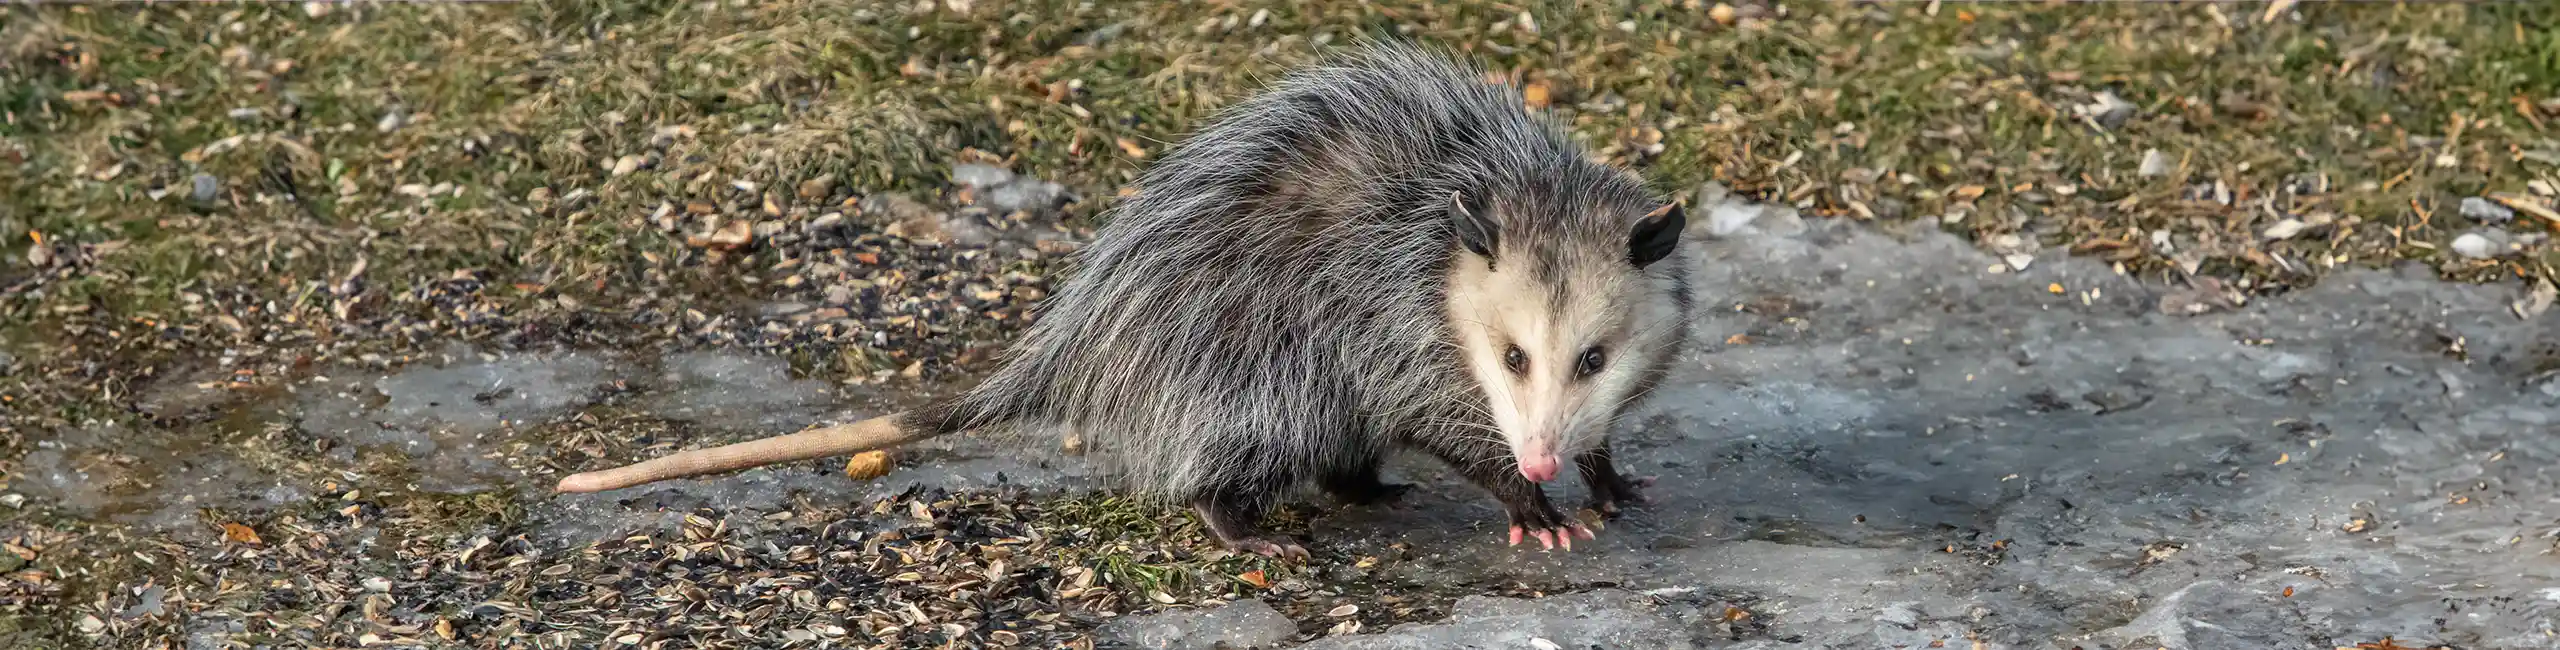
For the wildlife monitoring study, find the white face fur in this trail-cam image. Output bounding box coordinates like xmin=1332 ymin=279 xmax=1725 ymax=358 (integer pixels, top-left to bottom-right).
xmin=1445 ymin=198 xmax=1685 ymax=483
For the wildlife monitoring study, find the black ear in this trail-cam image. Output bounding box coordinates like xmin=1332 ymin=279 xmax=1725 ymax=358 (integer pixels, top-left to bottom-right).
xmin=1628 ymin=202 xmax=1685 ymax=269
xmin=1450 ymin=190 xmax=1498 ymax=260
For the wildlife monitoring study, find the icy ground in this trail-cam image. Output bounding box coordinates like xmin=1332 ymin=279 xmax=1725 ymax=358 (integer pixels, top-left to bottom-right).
xmin=25 ymin=198 xmax=2560 ymax=649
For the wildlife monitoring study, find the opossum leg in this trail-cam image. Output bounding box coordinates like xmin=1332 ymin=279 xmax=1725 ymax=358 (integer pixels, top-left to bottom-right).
xmin=1574 ymin=442 xmax=1653 ymax=518
xmin=1190 ymin=493 xmax=1310 ymax=561
xmin=1411 ymin=435 xmax=1594 ymax=550
xmin=1317 ymin=463 xmax=1415 ymax=506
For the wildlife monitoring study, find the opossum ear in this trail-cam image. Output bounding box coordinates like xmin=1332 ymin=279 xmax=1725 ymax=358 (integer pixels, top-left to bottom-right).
xmin=1628 ymin=202 xmax=1684 ymax=269
xmin=1450 ymin=190 xmax=1498 ymax=260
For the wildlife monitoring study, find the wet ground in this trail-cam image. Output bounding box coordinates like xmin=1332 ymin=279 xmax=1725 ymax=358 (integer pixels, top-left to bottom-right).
xmin=16 ymin=193 xmax=2558 ymax=649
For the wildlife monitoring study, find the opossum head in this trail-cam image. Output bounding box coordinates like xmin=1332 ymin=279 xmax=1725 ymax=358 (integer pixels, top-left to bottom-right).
xmin=1444 ymin=189 xmax=1686 ymax=483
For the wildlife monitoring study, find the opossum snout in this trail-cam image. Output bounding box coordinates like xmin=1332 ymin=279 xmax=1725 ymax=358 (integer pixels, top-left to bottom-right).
xmin=1516 ymin=450 xmax=1561 ymax=482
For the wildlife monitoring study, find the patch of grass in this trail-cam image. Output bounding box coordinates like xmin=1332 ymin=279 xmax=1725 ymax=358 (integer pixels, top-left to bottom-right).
xmin=4 ymin=2 xmax=2552 ymax=351
xmin=1036 ymin=493 xmax=1304 ymax=598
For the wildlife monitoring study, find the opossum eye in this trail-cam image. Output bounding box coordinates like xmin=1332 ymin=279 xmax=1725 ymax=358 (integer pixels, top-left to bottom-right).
xmin=1503 ymin=345 xmax=1528 ymax=376
xmin=1574 ymin=347 xmax=1607 ymax=379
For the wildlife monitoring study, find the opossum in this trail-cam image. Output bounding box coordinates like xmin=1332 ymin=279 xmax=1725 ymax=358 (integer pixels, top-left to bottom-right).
xmin=556 ymin=42 xmax=1693 ymax=558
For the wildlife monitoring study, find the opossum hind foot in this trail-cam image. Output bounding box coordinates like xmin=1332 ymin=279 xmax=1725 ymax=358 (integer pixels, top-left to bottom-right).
xmin=1586 ymin=475 xmax=1656 ymax=516
xmin=1191 ymin=499 xmax=1311 ymax=561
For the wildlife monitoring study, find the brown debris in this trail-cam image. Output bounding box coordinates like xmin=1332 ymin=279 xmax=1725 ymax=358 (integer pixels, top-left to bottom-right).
xmin=2157 ymin=276 xmax=2246 ymax=316
xmin=845 ymin=449 xmax=896 ymax=480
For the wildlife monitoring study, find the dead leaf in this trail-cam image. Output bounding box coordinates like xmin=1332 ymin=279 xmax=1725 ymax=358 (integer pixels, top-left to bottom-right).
xmin=221 ymin=522 xmax=263 ymax=545
xmin=704 ymin=220 xmax=753 ymax=249
xmin=2262 ymin=0 xmax=2296 ymax=23
xmin=1708 ymin=3 xmax=1737 ymax=26
xmin=1237 ymin=570 xmax=1269 ymax=589
xmin=1522 ymin=81 xmax=1551 ymax=109
xmin=1952 ymin=185 xmax=1986 ymax=201
xmin=1116 ymin=138 xmax=1148 ymax=159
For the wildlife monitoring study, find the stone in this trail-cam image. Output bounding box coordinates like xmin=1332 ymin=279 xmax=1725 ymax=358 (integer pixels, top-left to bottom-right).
xmin=951 ymin=163 xmax=1015 ymax=188
xmin=1295 ymin=590 xmax=1699 ymax=650
xmin=2451 ymin=231 xmax=2504 ymax=259
xmin=1095 ymin=598 xmax=1299 ymax=650
xmin=2461 ymin=196 xmax=2514 ymax=224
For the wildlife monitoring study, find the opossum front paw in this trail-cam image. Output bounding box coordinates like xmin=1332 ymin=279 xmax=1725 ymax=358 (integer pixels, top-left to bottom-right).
xmin=1505 ymin=506 xmax=1596 ymax=551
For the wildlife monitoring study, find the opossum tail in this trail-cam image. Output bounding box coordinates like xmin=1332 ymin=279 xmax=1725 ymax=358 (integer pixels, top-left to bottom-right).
xmin=552 ymin=398 xmax=989 ymax=493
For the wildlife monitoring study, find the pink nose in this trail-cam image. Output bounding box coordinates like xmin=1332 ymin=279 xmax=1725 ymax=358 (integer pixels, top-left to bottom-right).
xmin=1518 ymin=454 xmax=1561 ymax=482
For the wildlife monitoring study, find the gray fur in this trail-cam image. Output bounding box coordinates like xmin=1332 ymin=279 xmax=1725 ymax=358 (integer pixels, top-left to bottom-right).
xmin=931 ymin=42 xmax=1692 ymax=524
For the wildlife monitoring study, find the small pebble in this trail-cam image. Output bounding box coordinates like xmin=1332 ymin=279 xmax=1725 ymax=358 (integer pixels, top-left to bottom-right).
xmin=190 ymin=173 xmax=220 ymax=202
xmin=2138 ymin=149 xmax=2170 ymax=177
xmin=2450 ymin=232 xmax=2503 ymax=260
xmin=2460 ymin=197 xmax=2514 ymax=224
xmin=952 ymin=163 xmax=1015 ymax=188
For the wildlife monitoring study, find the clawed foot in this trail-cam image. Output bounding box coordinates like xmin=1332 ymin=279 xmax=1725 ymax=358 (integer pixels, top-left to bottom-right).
xmin=1585 ymin=475 xmax=1656 ymax=517
xmin=1193 ymin=501 xmax=1313 ymax=562
xmin=1505 ymin=503 xmax=1597 ymax=551
xmin=1220 ymin=536 xmax=1311 ymax=561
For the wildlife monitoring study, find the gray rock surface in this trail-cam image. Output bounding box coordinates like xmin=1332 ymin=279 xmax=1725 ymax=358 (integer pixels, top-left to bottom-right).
xmin=1292 ymin=590 xmax=1702 ymax=650
xmin=1299 ymin=216 xmax=2560 ymax=649
xmin=1098 ymin=598 xmax=1301 ymax=650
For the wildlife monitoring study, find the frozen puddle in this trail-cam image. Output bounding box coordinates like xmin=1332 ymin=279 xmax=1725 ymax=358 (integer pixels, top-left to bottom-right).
xmin=10 ymin=345 xmax=1080 ymax=541
xmin=15 ymin=422 xmax=302 ymax=533
xmin=297 ymin=345 xmax=622 ymax=494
